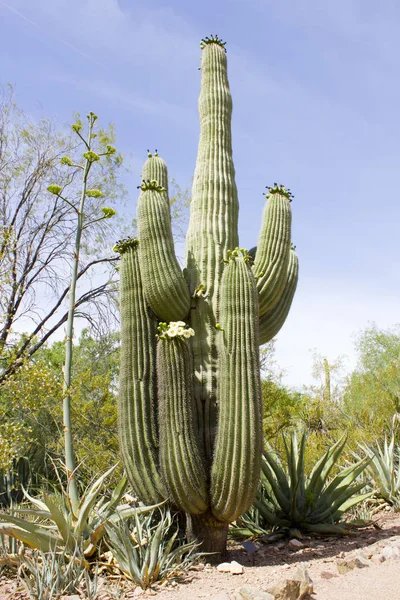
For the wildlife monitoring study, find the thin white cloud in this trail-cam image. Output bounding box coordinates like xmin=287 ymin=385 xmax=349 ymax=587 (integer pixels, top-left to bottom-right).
xmin=0 ymin=0 xmax=109 ymax=70
xmin=10 ymin=0 xmax=199 ymax=72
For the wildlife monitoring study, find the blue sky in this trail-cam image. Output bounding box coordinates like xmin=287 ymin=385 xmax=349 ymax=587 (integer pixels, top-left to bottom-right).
xmin=1 ymin=0 xmax=399 ymax=388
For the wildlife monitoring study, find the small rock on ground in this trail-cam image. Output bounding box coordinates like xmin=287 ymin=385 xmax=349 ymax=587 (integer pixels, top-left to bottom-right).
xmin=288 ymin=539 xmax=304 ymax=551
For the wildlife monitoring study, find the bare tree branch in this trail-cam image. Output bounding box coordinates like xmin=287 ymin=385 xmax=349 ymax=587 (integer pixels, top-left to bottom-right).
xmin=0 ymin=87 xmax=125 ymax=381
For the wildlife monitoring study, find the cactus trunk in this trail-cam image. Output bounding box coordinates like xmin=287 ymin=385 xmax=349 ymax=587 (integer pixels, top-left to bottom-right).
xmin=185 ymin=41 xmax=239 ymax=463
xmin=116 ymin=35 xmax=299 ymax=552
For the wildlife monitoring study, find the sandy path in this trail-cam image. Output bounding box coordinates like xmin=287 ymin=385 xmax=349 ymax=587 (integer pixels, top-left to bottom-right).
xmin=314 ymin=559 xmax=400 ymax=600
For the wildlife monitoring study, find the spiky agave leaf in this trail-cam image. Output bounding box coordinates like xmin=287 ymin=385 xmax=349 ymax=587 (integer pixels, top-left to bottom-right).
xmin=240 ymin=431 xmax=372 ymax=534
xmin=105 ymin=508 xmax=200 ymax=589
xmin=4 ymin=465 xmax=160 ymax=555
xmin=359 ymin=435 xmax=400 ymax=509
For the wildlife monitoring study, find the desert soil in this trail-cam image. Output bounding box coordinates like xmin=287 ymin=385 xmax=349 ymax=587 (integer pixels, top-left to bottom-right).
xmin=2 ymin=512 xmax=400 ymax=599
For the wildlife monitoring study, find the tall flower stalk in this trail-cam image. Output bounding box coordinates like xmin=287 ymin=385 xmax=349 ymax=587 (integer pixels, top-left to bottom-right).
xmin=48 ymin=112 xmax=117 ymax=512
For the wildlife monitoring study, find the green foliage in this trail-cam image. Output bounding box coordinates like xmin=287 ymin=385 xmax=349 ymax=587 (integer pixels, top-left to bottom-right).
xmin=344 ymin=326 xmax=400 ymax=443
xmin=359 ymin=435 xmax=400 ymax=510
xmin=262 ymin=379 xmax=306 ymax=441
xmin=247 ymin=431 xmax=371 ymax=535
xmin=0 ymin=355 xmax=62 ymax=474
xmin=0 ymin=330 xmax=120 ymax=485
xmin=342 ymin=325 xmax=400 ymax=451
xmin=105 ymin=508 xmax=200 ymax=589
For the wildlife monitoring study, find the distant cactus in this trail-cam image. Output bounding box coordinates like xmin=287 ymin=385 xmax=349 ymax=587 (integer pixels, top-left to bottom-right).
xmin=0 ymin=457 xmax=30 ymax=507
xmin=323 ymin=357 xmax=332 ymax=404
xmin=116 ymin=37 xmax=299 ymax=552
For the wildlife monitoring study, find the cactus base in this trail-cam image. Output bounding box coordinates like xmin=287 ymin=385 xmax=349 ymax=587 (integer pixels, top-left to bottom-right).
xmin=186 ymin=510 xmax=229 ymax=554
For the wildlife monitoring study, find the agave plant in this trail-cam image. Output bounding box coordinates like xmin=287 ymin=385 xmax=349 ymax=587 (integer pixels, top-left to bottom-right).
xmin=18 ymin=545 xmax=100 ymax=600
xmin=105 ymin=508 xmax=200 ymax=589
xmin=359 ymin=435 xmax=400 ymax=510
xmin=243 ymin=431 xmax=372 ymax=535
xmin=0 ymin=465 xmax=161 ymax=557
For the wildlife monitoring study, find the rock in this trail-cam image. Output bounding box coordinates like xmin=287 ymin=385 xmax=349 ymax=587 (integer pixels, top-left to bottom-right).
xmin=336 ymin=556 xmax=368 ymax=574
xmin=217 ymin=562 xmax=233 ymax=573
xmin=382 ymin=545 xmax=400 ymax=560
xmin=237 ymin=585 xmax=275 ymax=600
xmin=217 ymin=561 xmax=244 ymax=574
xmin=190 ymin=562 xmax=206 ymax=571
xmin=353 ymin=556 xmax=370 ymax=568
xmin=320 ymin=570 xmax=338 ymax=579
xmin=60 ymin=596 xmax=80 ymax=600
xmin=371 ymin=553 xmax=385 ymax=564
xmin=275 ymin=541 xmax=286 ymax=549
xmin=288 ymin=539 xmax=304 ymax=551
xmin=336 ymin=559 xmax=353 ymax=575
xmin=293 ymin=566 xmax=313 ymax=585
xmin=267 ymin=578 xmax=313 ymax=600
xmin=337 ymin=558 xmax=360 ymax=574
xmin=242 ymin=540 xmax=259 ymax=553
xmin=230 ymin=560 xmax=245 ymax=574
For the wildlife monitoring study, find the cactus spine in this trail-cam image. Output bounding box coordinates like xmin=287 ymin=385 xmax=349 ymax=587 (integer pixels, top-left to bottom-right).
xmin=117 ymin=35 xmax=299 ymax=552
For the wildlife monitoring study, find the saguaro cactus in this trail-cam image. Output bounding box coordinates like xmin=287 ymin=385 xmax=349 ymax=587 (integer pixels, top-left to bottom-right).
xmin=116 ymin=35 xmax=299 ymax=552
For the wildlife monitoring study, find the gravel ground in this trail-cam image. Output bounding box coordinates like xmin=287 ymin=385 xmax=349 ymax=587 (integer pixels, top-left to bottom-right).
xmin=1 ymin=512 xmax=400 ymax=599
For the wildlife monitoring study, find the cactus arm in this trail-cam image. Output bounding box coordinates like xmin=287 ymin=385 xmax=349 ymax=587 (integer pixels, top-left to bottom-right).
xmin=253 ymin=186 xmax=292 ymax=316
xmin=186 ymin=40 xmax=239 ymax=298
xmin=142 ymin=152 xmax=169 ymax=192
xmin=259 ymin=249 xmax=299 ymax=346
xmin=185 ymin=38 xmax=239 ymax=462
xmin=137 ymin=179 xmax=191 ymax=322
xmin=157 ymin=335 xmax=208 ymax=514
xmin=116 ymin=239 xmax=166 ymax=503
xmin=210 ymin=250 xmax=262 ymax=523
